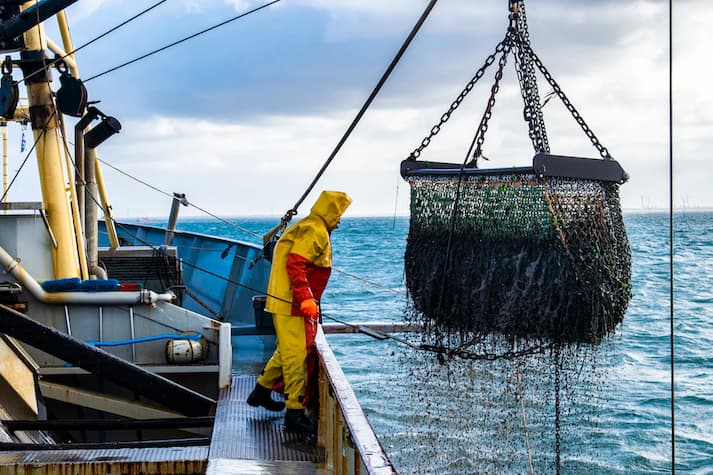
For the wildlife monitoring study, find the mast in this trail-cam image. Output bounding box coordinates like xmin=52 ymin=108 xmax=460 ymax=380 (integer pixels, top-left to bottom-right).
xmin=18 ymin=0 xmax=80 ymax=278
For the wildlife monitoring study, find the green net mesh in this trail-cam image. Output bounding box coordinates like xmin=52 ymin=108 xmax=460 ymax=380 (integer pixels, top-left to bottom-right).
xmin=405 ymin=172 xmax=631 ymax=346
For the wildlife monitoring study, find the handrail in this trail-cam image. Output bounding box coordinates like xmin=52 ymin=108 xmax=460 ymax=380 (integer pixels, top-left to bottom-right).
xmin=315 ymin=327 xmax=396 ymax=474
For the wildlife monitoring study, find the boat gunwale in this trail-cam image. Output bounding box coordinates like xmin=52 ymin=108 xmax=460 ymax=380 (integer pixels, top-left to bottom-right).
xmin=100 ymin=220 xmax=263 ymax=252
xmin=316 ymin=327 xmax=396 ymax=474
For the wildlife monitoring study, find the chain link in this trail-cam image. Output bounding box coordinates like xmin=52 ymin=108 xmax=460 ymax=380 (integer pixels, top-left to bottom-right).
xmin=521 ymin=41 xmax=612 ymax=160
xmin=513 ymin=1 xmax=550 ymax=154
xmin=420 ymin=341 xmax=553 ymax=362
xmin=408 ymin=0 xmax=611 ymax=162
xmin=471 ymin=44 xmax=511 ymax=165
xmin=408 ymin=38 xmax=508 ymax=160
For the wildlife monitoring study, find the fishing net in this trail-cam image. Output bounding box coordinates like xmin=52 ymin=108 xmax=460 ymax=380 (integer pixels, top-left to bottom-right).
xmin=404 ymin=171 xmax=631 ymax=346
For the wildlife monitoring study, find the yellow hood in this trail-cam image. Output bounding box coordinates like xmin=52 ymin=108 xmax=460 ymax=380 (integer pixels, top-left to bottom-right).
xmin=309 ymin=191 xmax=352 ymax=230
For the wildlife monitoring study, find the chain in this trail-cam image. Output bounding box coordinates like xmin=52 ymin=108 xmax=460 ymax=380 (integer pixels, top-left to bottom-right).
xmin=419 ymin=341 xmax=553 ymax=362
xmin=408 ymin=38 xmax=508 ymax=160
xmin=514 ymin=45 xmax=539 ymax=152
xmin=409 ymin=0 xmax=610 ymax=162
xmin=521 ymin=41 xmax=612 ymax=160
xmin=513 ymin=1 xmax=550 ymax=154
xmin=471 ymin=44 xmax=511 ymax=164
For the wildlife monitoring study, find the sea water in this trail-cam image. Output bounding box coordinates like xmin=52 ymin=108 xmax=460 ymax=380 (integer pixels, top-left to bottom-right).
xmin=174 ymin=212 xmax=711 ymax=473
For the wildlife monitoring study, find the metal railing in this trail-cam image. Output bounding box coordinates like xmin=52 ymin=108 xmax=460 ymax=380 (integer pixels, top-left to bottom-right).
xmin=316 ymin=328 xmax=396 ymax=475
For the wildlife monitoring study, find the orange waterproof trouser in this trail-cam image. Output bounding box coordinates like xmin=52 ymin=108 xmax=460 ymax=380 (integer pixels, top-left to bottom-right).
xmin=257 ymin=313 xmax=308 ymax=410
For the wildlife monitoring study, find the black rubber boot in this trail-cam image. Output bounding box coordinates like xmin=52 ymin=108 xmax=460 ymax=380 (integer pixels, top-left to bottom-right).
xmin=284 ymin=408 xmax=316 ymax=436
xmin=246 ymin=384 xmax=285 ymax=412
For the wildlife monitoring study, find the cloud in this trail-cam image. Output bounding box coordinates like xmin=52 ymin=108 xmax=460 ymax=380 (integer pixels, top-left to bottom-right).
xmin=14 ymin=0 xmax=710 ymax=216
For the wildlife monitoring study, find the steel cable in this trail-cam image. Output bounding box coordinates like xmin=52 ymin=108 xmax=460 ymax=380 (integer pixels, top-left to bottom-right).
xmin=84 ymin=0 xmax=281 ymax=83
xmin=668 ymin=0 xmax=676 ymax=471
xmin=17 ymin=0 xmax=168 ymax=85
xmin=276 ymin=0 xmax=439 ymax=231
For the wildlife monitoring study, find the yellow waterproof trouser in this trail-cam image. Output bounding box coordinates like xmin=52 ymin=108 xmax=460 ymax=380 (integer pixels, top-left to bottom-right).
xmin=257 ymin=313 xmax=307 ymax=410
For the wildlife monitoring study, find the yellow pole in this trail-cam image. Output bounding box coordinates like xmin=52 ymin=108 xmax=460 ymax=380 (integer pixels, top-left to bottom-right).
xmin=2 ymin=122 xmax=7 ymax=207
xmin=57 ymin=9 xmax=119 ymax=250
xmin=94 ymin=158 xmax=119 ymax=248
xmin=56 ymin=11 xmax=76 ymax=68
xmin=21 ymin=2 xmax=79 ymax=278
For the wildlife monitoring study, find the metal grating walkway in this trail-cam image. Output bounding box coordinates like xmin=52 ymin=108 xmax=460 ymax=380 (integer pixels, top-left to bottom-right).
xmin=207 ymin=376 xmax=324 ymax=474
xmin=0 ymin=446 xmax=208 ymax=474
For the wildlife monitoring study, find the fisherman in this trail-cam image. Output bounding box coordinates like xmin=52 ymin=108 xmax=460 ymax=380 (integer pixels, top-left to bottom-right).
xmin=247 ymin=190 xmax=352 ymax=435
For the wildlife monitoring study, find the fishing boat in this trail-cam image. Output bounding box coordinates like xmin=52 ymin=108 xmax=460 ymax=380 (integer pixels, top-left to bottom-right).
xmin=0 ymin=1 xmax=396 ymax=473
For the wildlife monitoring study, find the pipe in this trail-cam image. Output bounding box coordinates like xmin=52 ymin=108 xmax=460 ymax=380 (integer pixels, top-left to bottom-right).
xmin=84 ymin=115 xmax=120 ymax=277
xmin=45 ymin=38 xmax=78 ymax=73
xmin=0 ymin=244 xmax=173 ymax=305
xmin=74 ymin=107 xmax=98 ymax=233
xmin=165 ymin=193 xmax=188 ymax=246
xmin=74 ymin=107 xmax=108 ymax=278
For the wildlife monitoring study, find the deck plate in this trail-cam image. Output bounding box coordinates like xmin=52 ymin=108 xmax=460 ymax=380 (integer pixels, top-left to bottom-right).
xmin=207 ymin=376 xmax=323 ymax=473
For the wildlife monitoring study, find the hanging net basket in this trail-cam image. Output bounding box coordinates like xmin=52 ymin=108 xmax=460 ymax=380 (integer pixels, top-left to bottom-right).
xmin=403 ymin=156 xmax=632 ymax=344
xmin=399 ymin=0 xmax=632 ymax=347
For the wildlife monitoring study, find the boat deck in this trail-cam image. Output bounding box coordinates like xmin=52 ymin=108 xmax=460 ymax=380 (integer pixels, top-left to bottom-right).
xmin=0 ymin=376 xmax=326 ymax=475
xmin=206 ymin=375 xmax=325 ymax=474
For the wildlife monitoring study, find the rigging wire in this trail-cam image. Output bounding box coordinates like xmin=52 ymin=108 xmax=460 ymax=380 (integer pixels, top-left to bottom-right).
xmin=107 ymin=217 xmax=551 ymax=362
xmin=278 ymin=0 xmax=439 ymax=226
xmin=0 ymin=113 xmax=55 ymax=202
xmin=84 ymin=0 xmax=281 ymax=83
xmin=668 ymin=0 xmax=675 ymax=471
xmin=97 ymin=157 xmax=260 ymax=239
xmin=392 ymin=176 xmax=400 ymax=230
xmin=96 ymin=158 xmax=405 ymax=295
xmin=17 ymin=0 xmax=168 ymax=85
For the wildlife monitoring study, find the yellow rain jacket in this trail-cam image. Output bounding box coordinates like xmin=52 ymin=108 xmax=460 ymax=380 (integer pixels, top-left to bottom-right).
xmin=265 ymin=191 xmax=352 ymax=316
xmin=258 ymin=191 xmax=351 ymax=409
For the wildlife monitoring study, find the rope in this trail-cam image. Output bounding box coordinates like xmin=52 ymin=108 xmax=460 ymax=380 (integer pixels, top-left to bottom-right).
xmin=85 ymin=0 xmax=281 ymax=83
xmin=17 ymin=0 xmax=168 ymax=85
xmin=278 ymin=0 xmax=439 ymax=228
xmin=668 ymin=0 xmax=676 ymax=471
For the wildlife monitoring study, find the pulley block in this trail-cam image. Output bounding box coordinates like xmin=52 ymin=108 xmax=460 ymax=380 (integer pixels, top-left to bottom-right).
xmin=56 ymin=69 xmax=88 ymax=117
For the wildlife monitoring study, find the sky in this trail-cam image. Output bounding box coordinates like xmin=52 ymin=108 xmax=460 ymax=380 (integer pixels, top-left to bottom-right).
xmin=3 ymin=0 xmax=710 ymax=218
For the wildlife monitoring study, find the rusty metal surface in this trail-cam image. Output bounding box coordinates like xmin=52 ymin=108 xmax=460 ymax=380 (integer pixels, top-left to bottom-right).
xmin=0 ymin=446 xmax=208 ymax=475
xmin=207 ymin=376 xmax=322 ymax=466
